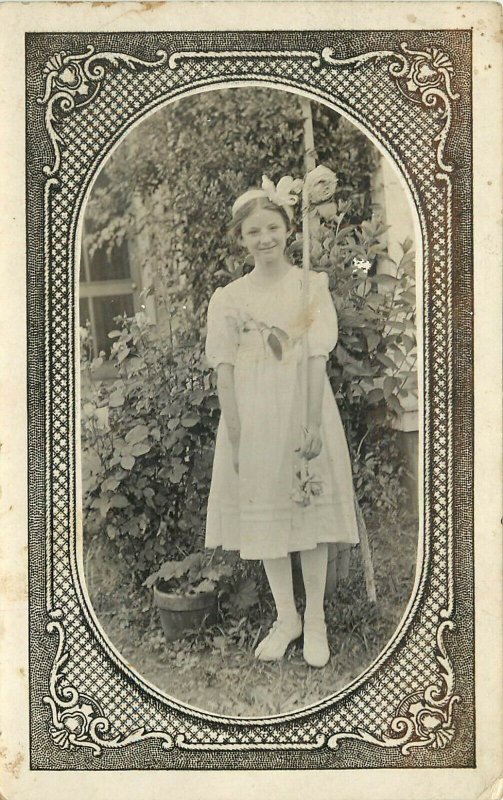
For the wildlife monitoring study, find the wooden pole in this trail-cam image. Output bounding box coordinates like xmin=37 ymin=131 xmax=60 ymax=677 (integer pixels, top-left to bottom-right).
xmin=290 ymin=97 xmax=315 ymax=598
xmin=300 ymin=99 xmax=340 ymax=596
xmin=300 ymin=98 xmax=315 ymax=465
xmin=355 ymin=500 xmax=377 ymax=603
xmin=301 ymin=98 xmax=316 ymax=172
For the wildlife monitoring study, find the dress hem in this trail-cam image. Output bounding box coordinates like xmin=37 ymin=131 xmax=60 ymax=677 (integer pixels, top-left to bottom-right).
xmin=206 ymin=541 xmax=357 ymax=561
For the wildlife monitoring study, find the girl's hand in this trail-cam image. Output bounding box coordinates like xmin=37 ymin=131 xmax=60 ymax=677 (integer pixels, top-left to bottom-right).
xmin=300 ymin=424 xmax=322 ymax=460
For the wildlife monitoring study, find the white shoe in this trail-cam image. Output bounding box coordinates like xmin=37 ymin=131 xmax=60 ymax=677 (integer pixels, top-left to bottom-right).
xmin=255 ymin=615 xmax=303 ymax=661
xmin=303 ymin=617 xmax=330 ymax=668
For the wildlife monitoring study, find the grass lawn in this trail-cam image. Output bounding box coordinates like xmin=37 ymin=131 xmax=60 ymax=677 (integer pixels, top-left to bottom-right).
xmin=86 ymin=511 xmax=419 ymax=717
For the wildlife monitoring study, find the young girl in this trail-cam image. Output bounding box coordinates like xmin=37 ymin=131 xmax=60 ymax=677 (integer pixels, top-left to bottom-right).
xmin=205 ymin=179 xmax=359 ymax=668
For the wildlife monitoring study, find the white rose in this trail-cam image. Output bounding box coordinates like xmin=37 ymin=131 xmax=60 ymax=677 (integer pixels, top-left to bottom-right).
xmin=304 ymin=165 xmax=338 ymax=205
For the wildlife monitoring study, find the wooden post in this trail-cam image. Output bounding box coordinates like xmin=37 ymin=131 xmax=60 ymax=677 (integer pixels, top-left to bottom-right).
xmin=291 ymin=97 xmax=316 ymax=599
xmin=300 ymin=97 xmax=316 ymax=440
xmin=298 ymin=98 xmax=376 ymax=604
xmin=300 ymin=98 xmax=337 ymax=597
xmin=355 ymin=500 xmax=377 ymax=603
xmin=300 ymin=97 xmax=316 ymax=172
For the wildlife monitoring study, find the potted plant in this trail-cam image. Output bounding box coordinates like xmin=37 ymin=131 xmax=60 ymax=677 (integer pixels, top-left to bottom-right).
xmin=144 ymin=552 xmax=233 ymax=642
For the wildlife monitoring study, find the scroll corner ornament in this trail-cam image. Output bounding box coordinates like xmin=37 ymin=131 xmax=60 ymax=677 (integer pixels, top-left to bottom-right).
xmin=321 ymin=41 xmax=459 ymax=173
xmin=43 ymin=611 xmax=174 ymax=756
xmin=37 ymin=45 xmax=168 ymax=178
xmin=327 ymin=619 xmax=461 ymax=754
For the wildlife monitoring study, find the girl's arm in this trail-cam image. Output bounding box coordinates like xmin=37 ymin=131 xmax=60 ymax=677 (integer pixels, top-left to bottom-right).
xmin=216 ymin=363 xmax=240 ymax=472
xmin=301 ymin=355 xmax=326 ymax=460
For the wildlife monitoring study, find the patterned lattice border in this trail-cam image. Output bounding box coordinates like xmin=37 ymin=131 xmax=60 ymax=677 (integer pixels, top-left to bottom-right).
xmin=26 ymin=32 xmax=473 ymax=768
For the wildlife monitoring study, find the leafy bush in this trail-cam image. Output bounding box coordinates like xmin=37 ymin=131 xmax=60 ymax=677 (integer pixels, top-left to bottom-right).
xmin=81 ymin=308 xmax=219 ymax=584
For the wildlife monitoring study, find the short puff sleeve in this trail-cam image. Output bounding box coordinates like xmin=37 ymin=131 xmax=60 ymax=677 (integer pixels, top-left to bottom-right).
xmin=307 ymin=271 xmax=338 ymax=360
xmin=205 ymin=287 xmax=239 ymax=369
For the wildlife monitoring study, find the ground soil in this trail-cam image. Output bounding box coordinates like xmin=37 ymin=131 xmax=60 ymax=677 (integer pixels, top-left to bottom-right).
xmin=87 ymin=513 xmax=418 ymax=717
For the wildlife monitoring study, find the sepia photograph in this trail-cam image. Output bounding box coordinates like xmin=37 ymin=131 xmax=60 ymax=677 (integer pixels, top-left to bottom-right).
xmin=1 ymin=4 xmax=498 ymax=793
xmin=79 ymin=85 xmax=420 ymax=717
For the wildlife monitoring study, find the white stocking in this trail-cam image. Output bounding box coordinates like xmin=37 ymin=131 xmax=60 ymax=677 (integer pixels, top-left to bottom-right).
xmin=255 ymin=556 xmax=301 ymax=661
xmin=300 ymin=544 xmax=328 ymax=622
xmin=262 ymin=556 xmax=298 ymax=622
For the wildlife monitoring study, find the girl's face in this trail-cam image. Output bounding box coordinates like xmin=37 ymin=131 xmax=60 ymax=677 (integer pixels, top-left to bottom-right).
xmin=239 ymin=207 xmax=290 ymax=265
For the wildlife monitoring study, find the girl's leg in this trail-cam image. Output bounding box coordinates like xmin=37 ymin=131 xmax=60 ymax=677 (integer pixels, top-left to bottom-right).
xmin=255 ymin=556 xmax=302 ymax=661
xmin=263 ymin=556 xmax=298 ymax=621
xmin=300 ymin=544 xmax=330 ymax=667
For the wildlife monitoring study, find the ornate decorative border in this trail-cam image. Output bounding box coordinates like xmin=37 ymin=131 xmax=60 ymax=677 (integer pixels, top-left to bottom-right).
xmin=44 ymin=610 xmax=458 ymax=755
xmin=27 ymin=31 xmax=473 ymax=768
xmin=328 ymin=621 xmax=460 ymax=753
xmin=44 ymin=611 xmax=175 ymax=755
xmin=39 ymin=42 xmax=458 ymax=180
xmin=38 ymin=46 xmax=168 ymax=177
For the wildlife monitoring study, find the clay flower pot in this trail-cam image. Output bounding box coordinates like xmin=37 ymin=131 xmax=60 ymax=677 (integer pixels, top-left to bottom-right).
xmin=153 ymin=584 xmax=217 ymax=642
xmin=146 ymin=552 xmax=232 ymax=641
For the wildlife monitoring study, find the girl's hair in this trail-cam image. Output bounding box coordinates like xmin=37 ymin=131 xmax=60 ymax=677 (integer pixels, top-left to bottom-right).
xmin=228 ymin=196 xmax=291 ymax=240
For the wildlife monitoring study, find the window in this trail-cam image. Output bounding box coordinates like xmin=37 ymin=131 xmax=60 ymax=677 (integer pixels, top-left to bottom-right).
xmin=79 ymin=223 xmax=141 ymax=376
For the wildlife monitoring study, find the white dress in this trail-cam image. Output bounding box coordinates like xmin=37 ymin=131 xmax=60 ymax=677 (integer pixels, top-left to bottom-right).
xmin=205 ymin=267 xmax=359 ymax=560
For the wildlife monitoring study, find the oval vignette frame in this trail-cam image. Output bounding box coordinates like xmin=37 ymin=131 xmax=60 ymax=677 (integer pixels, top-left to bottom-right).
xmin=75 ymin=80 xmax=424 ymax=722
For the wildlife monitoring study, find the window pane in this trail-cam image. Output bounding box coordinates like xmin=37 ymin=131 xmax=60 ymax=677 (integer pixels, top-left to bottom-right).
xmin=79 ymin=297 xmax=91 ymax=327
xmin=89 ymin=239 xmax=131 ymax=282
xmin=92 ymin=294 xmax=134 ymax=356
xmin=79 ymin=244 xmax=86 ymax=282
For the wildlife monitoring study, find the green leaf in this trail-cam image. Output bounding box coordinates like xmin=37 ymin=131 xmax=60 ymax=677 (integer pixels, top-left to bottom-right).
xmin=193 ymin=579 xmax=216 ymax=594
xmin=233 ymin=578 xmax=259 ymax=610
xmin=376 ymin=353 xmax=396 ymax=369
xmin=110 ymin=494 xmax=129 ymax=509
xmin=399 ymin=290 xmax=416 ymax=306
xmin=335 ymin=343 xmax=351 ymax=364
xmin=131 ymin=442 xmax=151 ymax=457
xmin=386 ymin=320 xmax=407 ymax=332
xmin=202 ymin=564 xmax=233 ymax=582
xmin=401 ymin=333 xmax=416 ymax=352
xmin=117 ymin=346 xmax=130 ymax=364
xmin=91 ymin=357 xmax=104 ymax=371
xmin=364 ymin=329 xmax=380 ymax=352
xmin=125 ymin=424 xmax=149 ymax=445
xmin=125 ymin=356 xmax=144 ymax=374
xmin=168 ymin=462 xmax=189 ymax=484
xmin=190 ymin=389 xmax=205 ymax=406
xmin=366 ymin=387 xmax=384 ymax=404
xmin=386 ymin=394 xmax=403 ymax=415
xmin=106 ymin=524 xmax=118 ymax=541
xmin=121 ymin=454 xmax=136 ymax=470
xmin=102 ymin=477 xmax=120 ymax=492
xmin=338 ymin=312 xmax=367 ymax=329
xmin=91 ymin=495 xmax=111 ymax=518
xmin=109 ymin=391 xmax=125 ymax=408
xmin=181 ymin=414 xmax=199 ymax=428
xmin=162 ymin=432 xmax=179 ymax=450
